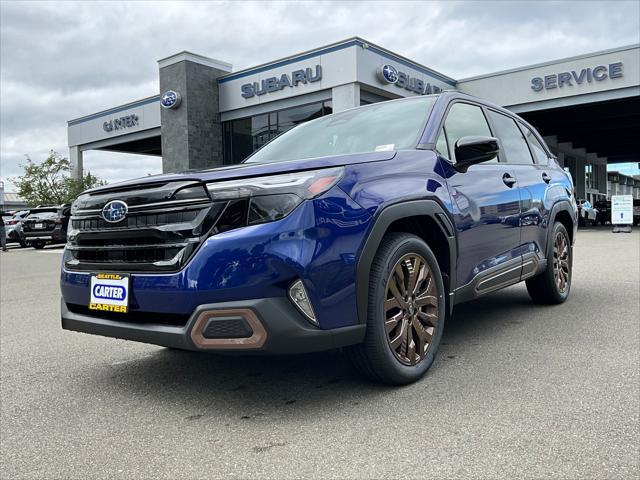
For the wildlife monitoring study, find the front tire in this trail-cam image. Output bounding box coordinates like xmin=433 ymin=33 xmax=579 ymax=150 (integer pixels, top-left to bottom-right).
xmin=347 ymin=233 xmax=446 ymax=385
xmin=526 ymin=222 xmax=572 ymax=304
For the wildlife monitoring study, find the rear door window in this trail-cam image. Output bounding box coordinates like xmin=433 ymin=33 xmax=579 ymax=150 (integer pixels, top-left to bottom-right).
xmin=443 ymin=103 xmax=494 ymax=163
xmin=487 ymin=110 xmax=534 ymax=164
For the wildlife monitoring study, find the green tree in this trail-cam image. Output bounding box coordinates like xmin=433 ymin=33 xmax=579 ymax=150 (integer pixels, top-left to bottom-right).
xmin=11 ymin=151 xmax=106 ymax=206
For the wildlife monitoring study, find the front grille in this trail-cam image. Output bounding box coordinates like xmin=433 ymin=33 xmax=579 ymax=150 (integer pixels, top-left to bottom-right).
xmin=66 ymin=303 xmax=190 ymax=326
xmin=71 ymin=209 xmax=201 ymax=230
xmin=64 ymin=182 xmax=228 ymax=272
xmin=72 ymin=245 xmax=185 ymax=264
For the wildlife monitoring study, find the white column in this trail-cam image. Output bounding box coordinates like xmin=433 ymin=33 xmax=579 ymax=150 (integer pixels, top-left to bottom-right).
xmin=70 ymin=146 xmax=83 ymax=180
xmin=331 ymin=83 xmax=360 ymax=113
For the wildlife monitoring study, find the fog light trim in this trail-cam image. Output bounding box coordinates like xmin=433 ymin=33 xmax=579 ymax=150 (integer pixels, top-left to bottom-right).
xmin=288 ymin=279 xmax=318 ymax=326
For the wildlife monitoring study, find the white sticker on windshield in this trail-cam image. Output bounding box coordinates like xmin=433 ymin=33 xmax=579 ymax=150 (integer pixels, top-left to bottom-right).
xmin=374 ymin=144 xmax=395 ymax=152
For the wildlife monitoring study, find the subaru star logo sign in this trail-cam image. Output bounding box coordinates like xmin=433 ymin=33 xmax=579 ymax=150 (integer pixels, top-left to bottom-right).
xmin=160 ymin=90 xmax=181 ymax=109
xmin=102 ymin=200 xmax=128 ymax=223
xmin=378 ymin=64 xmax=399 ymax=84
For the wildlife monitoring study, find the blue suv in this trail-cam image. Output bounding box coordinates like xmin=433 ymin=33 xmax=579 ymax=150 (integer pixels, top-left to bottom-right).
xmin=61 ymin=92 xmax=577 ymax=384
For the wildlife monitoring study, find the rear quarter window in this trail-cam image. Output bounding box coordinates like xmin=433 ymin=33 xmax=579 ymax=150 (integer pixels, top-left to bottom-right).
xmin=520 ymin=123 xmax=550 ymax=165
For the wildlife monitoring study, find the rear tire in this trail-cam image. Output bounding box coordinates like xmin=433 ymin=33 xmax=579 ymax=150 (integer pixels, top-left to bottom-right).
xmin=526 ymin=222 xmax=572 ymax=305
xmin=346 ymin=233 xmax=446 ymax=385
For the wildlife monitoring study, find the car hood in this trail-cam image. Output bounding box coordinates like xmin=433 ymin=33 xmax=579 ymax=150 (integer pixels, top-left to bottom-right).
xmin=85 ymin=151 xmax=397 ymax=194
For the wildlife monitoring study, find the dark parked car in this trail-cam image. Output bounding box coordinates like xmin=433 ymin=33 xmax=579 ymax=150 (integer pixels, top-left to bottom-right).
xmin=595 ymin=200 xmax=610 ymax=225
xmin=61 ymin=92 xmax=577 ymax=385
xmin=23 ymin=205 xmax=71 ymax=249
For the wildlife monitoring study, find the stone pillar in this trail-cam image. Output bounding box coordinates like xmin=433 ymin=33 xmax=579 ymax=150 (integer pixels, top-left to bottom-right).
xmin=70 ymin=146 xmax=83 ymax=180
xmin=331 ymin=83 xmax=360 ymax=113
xmin=158 ymin=52 xmax=232 ymax=173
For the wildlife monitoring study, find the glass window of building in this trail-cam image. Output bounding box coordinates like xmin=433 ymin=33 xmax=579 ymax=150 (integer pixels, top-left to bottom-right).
xmin=275 ymin=103 xmax=325 ymax=135
xmin=223 ymin=101 xmax=332 ymax=164
xmin=586 ymin=164 xmax=599 ymax=190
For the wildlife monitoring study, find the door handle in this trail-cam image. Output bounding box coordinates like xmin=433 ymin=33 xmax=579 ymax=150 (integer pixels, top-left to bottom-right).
xmin=502 ymin=173 xmax=517 ymax=188
xmin=542 ymin=172 xmax=551 ymax=184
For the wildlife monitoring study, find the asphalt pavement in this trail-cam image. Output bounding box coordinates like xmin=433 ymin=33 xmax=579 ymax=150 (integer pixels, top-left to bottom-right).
xmin=1 ymin=228 xmax=638 ymax=479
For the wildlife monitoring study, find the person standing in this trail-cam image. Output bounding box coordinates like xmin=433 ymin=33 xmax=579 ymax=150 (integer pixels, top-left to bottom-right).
xmin=0 ymin=209 xmax=8 ymax=252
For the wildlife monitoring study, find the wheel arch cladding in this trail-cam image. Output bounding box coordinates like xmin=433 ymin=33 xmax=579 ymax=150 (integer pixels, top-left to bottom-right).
xmin=554 ymin=209 xmax=574 ymax=244
xmin=550 ymin=200 xmax=576 ymax=246
xmin=356 ymin=200 xmax=457 ymax=324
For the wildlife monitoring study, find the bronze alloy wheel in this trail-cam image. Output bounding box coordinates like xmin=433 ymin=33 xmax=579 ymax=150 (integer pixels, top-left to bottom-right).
xmin=384 ymin=253 xmax=439 ymax=366
xmin=553 ymin=231 xmax=570 ymax=293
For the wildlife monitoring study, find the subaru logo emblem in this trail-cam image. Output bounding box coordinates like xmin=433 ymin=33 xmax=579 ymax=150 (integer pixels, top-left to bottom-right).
xmin=378 ymin=64 xmax=399 ymax=84
xmin=102 ymin=200 xmax=128 ymax=223
xmin=160 ymin=90 xmax=181 ymax=109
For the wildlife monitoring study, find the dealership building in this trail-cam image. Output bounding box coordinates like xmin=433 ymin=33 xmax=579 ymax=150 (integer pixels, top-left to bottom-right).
xmin=67 ymin=38 xmax=640 ymax=201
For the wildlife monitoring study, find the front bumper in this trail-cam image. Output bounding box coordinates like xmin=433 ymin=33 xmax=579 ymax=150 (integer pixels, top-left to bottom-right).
xmin=61 ymin=187 xmax=372 ymax=330
xmin=61 ymin=297 xmax=365 ymax=354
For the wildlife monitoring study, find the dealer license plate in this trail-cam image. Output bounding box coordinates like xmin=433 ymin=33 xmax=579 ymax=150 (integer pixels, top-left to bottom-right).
xmin=89 ymin=273 xmax=129 ymax=313
xmin=34 ymin=223 xmax=44 ymax=229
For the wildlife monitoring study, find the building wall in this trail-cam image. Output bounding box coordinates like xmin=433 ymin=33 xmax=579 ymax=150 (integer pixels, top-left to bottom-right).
xmin=67 ymin=96 xmax=160 ymax=148
xmin=457 ymin=45 xmax=639 ymax=110
xmin=217 ymin=38 xmax=455 ymax=120
xmin=66 ymin=40 xmax=638 ymax=182
xmin=218 ymin=44 xmax=358 ymax=114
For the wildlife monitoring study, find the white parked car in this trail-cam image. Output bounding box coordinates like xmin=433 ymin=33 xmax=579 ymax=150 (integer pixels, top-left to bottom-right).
xmin=577 ymin=199 xmax=598 ymax=227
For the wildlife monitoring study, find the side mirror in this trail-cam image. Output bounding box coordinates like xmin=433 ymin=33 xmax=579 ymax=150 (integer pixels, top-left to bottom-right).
xmin=454 ymin=136 xmax=500 ymax=172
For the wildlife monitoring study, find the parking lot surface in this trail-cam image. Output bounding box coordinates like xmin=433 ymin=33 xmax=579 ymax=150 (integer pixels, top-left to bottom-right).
xmin=1 ymin=228 xmax=639 ymax=479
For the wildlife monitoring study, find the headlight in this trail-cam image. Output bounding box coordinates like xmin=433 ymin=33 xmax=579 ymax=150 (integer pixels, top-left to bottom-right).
xmin=207 ymin=167 xmax=343 ymax=231
xmin=206 ymin=167 xmax=343 ymax=200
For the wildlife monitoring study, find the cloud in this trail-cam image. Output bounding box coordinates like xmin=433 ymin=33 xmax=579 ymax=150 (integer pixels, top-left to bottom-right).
xmin=1 ymin=0 xmax=638 ymax=187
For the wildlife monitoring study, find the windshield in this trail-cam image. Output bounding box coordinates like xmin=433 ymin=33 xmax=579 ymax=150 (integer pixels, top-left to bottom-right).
xmin=245 ymin=96 xmax=437 ymax=164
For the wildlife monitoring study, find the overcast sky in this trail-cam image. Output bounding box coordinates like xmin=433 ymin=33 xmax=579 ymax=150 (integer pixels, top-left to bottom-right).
xmin=1 ymin=0 xmax=639 ymax=188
